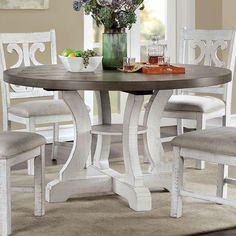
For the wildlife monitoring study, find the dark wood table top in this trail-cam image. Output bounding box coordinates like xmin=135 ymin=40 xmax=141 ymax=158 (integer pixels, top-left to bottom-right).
xmin=4 ymin=64 xmax=231 ymax=92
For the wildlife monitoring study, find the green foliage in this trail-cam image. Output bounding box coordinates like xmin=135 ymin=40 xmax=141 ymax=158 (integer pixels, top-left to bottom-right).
xmin=74 ymin=0 xmax=144 ymax=30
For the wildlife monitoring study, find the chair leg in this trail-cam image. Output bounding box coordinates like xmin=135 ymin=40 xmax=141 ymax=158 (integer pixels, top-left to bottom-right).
xmin=34 ymin=145 xmax=45 ymax=216
xmin=51 ymin=123 xmax=59 ymax=161
xmin=222 ymin=115 xmax=230 ymax=127
xmin=86 ymin=150 xmax=92 ymax=168
xmin=0 ymin=160 xmax=11 ymax=236
xmin=26 ymin=119 xmax=36 ymax=176
xmin=195 ymin=115 xmax=206 ymax=170
xmin=93 ymin=134 xmax=111 ymax=169
xmin=3 ymin=115 xmax=11 ymax=132
xmin=217 ymin=164 xmax=228 ymax=199
xmin=177 ymin=119 xmax=184 ymax=135
xmin=143 ymin=133 xmax=151 ymax=163
xmin=171 ymin=147 xmax=184 ymax=218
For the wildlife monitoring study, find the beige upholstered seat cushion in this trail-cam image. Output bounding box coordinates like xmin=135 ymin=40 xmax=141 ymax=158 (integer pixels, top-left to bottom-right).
xmin=9 ymin=99 xmax=71 ymax=118
xmin=0 ymin=132 xmax=46 ymax=158
xmin=172 ymin=127 xmax=236 ymax=156
xmin=165 ymin=95 xmax=225 ymax=113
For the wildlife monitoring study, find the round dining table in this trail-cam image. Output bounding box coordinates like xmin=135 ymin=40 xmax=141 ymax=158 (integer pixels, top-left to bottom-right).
xmin=4 ymin=64 xmax=231 ymax=211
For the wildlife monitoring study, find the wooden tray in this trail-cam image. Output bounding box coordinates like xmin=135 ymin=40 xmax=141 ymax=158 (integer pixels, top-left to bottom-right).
xmin=119 ymin=63 xmax=185 ymax=75
xmin=142 ymin=65 xmax=185 ymax=74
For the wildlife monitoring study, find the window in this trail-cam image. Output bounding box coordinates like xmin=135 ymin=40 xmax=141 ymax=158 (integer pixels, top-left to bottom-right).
xmin=140 ymin=0 xmax=166 ymax=61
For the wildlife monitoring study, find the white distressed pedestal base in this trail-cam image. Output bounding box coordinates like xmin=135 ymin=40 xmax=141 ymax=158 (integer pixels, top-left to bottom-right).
xmin=46 ymin=165 xmax=151 ymax=211
xmin=46 ymin=90 xmax=173 ymax=211
xmin=46 ymin=91 xmax=152 ymax=212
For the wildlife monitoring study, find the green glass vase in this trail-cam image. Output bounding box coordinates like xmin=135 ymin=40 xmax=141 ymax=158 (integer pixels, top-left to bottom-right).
xmin=102 ymin=28 xmax=127 ymax=70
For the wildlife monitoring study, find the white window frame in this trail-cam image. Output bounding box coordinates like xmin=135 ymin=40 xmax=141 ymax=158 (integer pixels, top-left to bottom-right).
xmin=83 ymin=0 xmax=195 ymax=125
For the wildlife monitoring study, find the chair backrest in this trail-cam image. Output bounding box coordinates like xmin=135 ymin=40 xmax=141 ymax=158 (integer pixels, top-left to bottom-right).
xmin=178 ymin=28 xmax=236 ymax=116
xmin=0 ymin=29 xmax=57 ymax=110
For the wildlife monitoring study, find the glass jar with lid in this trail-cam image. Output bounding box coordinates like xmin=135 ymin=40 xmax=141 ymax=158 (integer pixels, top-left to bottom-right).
xmin=147 ymin=35 xmax=165 ymax=64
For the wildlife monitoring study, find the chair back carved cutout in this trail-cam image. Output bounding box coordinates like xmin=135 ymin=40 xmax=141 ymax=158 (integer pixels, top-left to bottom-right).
xmin=179 ymin=29 xmax=235 ymax=68
xmin=178 ymin=29 xmax=236 ymax=109
xmin=0 ymin=30 xmax=57 ymax=107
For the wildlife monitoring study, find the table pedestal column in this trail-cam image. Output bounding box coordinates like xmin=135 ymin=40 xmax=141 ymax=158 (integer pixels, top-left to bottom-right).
xmin=93 ymin=91 xmax=111 ymax=169
xmin=119 ymin=94 xmax=151 ymax=211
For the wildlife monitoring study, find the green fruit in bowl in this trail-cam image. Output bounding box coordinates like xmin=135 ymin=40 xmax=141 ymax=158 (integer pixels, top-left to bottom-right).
xmin=60 ymin=48 xmax=99 ymax=69
xmin=62 ymin=48 xmax=73 ymax=57
xmin=75 ymin=50 xmax=82 ymax=57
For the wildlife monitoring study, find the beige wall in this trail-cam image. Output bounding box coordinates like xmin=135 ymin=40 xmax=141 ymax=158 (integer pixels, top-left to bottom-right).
xmin=0 ymin=0 xmax=84 ymax=53
xmin=196 ymin=0 xmax=222 ymax=29
xmin=222 ymin=0 xmax=236 ymax=28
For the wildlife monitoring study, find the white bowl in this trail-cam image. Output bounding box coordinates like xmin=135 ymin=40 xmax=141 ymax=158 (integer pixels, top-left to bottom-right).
xmin=59 ymin=55 xmax=102 ymax=72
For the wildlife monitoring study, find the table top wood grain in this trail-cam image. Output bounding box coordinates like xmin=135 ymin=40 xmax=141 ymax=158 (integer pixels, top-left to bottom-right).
xmin=3 ymin=64 xmax=231 ymax=92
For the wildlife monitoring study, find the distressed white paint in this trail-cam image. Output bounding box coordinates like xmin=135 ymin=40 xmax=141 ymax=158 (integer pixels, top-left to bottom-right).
xmin=46 ymin=91 xmax=152 ymax=211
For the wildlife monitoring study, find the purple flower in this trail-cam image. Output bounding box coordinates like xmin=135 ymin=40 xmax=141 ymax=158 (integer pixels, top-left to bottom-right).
xmin=73 ymin=0 xmax=82 ymax=11
xmin=97 ymin=0 xmax=112 ymax=6
xmin=97 ymin=0 xmax=132 ymax=9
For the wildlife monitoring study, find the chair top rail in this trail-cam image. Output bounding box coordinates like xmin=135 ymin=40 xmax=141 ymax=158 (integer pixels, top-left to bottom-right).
xmin=183 ymin=29 xmax=235 ymax=41
xmin=0 ymin=30 xmax=54 ymax=44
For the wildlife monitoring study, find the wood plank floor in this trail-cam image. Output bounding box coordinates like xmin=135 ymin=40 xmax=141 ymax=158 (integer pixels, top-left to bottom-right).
xmin=12 ymin=126 xmax=236 ymax=236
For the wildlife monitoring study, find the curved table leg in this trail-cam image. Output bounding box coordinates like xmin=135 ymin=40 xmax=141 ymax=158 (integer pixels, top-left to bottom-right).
xmin=93 ymin=92 xmax=151 ymax=211
xmin=93 ymin=91 xmax=111 ymax=169
xmin=143 ymin=90 xmax=173 ymax=192
xmin=46 ymin=91 xmax=111 ymax=202
xmin=119 ymin=94 xmax=152 ymax=211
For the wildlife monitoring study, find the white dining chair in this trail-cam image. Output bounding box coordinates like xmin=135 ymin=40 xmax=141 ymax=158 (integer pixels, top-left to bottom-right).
xmin=171 ymin=127 xmax=236 ymax=218
xmin=0 ymin=131 xmax=45 ymax=235
xmin=162 ymin=29 xmax=236 ymax=170
xmin=0 ymin=29 xmax=73 ymax=175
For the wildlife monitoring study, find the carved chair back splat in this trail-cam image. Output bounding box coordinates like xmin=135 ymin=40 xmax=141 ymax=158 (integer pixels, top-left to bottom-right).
xmin=0 ymin=29 xmax=57 ymax=106
xmin=178 ymin=28 xmax=236 ymax=107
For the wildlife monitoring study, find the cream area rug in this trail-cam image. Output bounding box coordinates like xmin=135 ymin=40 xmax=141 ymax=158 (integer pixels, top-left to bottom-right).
xmin=10 ymin=152 xmax=236 ymax=236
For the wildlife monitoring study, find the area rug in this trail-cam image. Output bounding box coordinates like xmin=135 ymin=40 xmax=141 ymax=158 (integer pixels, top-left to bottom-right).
xmin=10 ymin=152 xmax=236 ymax=236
